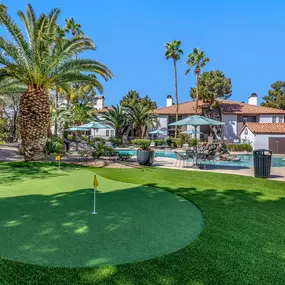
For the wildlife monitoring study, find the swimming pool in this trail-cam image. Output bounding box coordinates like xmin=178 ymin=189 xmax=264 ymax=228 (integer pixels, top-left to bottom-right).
xmin=116 ymin=149 xmax=285 ymax=168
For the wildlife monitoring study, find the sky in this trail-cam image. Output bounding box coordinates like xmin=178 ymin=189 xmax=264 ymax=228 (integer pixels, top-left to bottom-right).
xmin=2 ymin=0 xmax=285 ymax=108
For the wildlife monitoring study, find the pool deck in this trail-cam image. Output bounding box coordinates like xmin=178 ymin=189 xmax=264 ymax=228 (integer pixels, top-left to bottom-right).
xmin=1 ymin=144 xmax=284 ymax=182
xmin=151 ymin=156 xmax=285 ymax=182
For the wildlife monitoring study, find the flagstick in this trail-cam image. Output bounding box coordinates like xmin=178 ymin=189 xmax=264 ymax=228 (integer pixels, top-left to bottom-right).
xmin=92 ymin=187 xmax=97 ymax=214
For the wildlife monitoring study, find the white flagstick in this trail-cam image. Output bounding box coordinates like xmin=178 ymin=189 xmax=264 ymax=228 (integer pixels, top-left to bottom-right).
xmin=92 ymin=187 xmax=97 ymax=214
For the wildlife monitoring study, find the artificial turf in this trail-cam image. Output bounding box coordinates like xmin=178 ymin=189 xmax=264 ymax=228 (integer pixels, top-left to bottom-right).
xmin=1 ymin=162 xmax=285 ymax=285
xmin=0 ymin=162 xmax=202 ymax=267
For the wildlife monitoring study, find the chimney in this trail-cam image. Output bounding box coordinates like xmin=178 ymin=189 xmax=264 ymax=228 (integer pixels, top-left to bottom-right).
xmin=166 ymin=95 xmax=173 ymax=107
xmin=248 ymin=93 xmax=257 ymax=105
xmin=95 ymin=96 xmax=104 ymax=110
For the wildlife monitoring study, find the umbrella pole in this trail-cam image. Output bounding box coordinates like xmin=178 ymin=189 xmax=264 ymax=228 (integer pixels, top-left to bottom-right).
xmin=193 ymin=126 xmax=200 ymax=169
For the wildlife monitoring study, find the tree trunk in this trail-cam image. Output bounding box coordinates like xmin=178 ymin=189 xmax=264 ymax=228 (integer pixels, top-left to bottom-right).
xmin=174 ymin=59 xmax=179 ymax=138
xmin=54 ymin=89 xmax=58 ymax=137
xmin=18 ymin=86 xmax=50 ymax=161
xmin=194 ymin=73 xmax=199 ymax=140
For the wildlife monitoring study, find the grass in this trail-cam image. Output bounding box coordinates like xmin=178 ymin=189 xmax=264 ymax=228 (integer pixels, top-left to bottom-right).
xmin=1 ymin=162 xmax=285 ymax=284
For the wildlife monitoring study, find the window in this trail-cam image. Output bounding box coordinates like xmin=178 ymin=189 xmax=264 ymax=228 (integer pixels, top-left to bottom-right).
xmin=278 ymin=116 xmax=284 ymax=123
xmin=106 ymin=130 xmax=110 ymax=137
xmin=111 ymin=130 xmax=114 ymax=137
xmin=273 ymin=116 xmax=277 ymax=123
xmin=245 ymin=128 xmax=248 ymax=135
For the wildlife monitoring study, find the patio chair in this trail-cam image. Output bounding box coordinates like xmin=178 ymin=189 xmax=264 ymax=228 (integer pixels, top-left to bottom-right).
xmin=205 ymin=151 xmax=216 ymax=168
xmin=186 ymin=150 xmax=195 ymax=165
xmin=197 ymin=153 xmax=207 ymax=169
xmin=174 ymin=151 xmax=190 ymax=168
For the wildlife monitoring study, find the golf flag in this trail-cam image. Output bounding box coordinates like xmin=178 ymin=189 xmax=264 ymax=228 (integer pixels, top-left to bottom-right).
xmin=93 ymin=175 xmax=99 ymax=188
xmin=55 ymin=155 xmax=61 ymax=161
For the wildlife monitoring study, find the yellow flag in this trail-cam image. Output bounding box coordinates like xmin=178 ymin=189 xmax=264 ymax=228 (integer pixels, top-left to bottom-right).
xmin=55 ymin=155 xmax=61 ymax=161
xmin=93 ymin=175 xmax=99 ymax=188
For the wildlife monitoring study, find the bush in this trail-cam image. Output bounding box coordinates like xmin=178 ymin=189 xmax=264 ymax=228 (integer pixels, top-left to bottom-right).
xmin=189 ymin=139 xmax=198 ymax=147
xmin=95 ymin=137 xmax=106 ymax=143
xmin=154 ymin=139 xmax=164 ymax=146
xmin=0 ymin=117 xmax=9 ymax=144
xmin=45 ymin=136 xmax=64 ymax=155
xmin=227 ymin=143 xmax=252 ymax=152
xmin=131 ymin=139 xmax=151 ymax=151
xmin=108 ymin=137 xmax=122 ymax=147
xmin=166 ymin=138 xmax=173 ymax=147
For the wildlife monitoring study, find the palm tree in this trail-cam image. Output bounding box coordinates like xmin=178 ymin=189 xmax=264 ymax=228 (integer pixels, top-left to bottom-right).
xmin=0 ymin=4 xmax=112 ymax=160
xmin=64 ymin=17 xmax=83 ymax=38
xmin=126 ymin=104 xmax=157 ymax=138
xmin=185 ymin=48 xmax=210 ymax=115
xmin=164 ymin=40 xmax=183 ymax=138
xmin=101 ymin=105 xmax=126 ymax=139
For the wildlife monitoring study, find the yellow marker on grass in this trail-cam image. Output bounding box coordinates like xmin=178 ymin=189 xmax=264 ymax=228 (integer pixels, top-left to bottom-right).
xmin=55 ymin=155 xmax=61 ymax=172
xmin=92 ymin=175 xmax=99 ymax=214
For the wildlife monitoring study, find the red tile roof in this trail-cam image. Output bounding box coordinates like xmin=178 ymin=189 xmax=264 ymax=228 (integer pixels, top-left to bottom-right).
xmin=154 ymin=100 xmax=285 ymax=115
xmin=242 ymin=123 xmax=285 ymax=134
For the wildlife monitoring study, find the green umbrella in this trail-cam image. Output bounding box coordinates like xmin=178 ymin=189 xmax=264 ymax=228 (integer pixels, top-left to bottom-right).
xmin=66 ymin=126 xmax=90 ymax=131
xmin=79 ymin=122 xmax=112 ymax=129
xmin=169 ymin=115 xmax=226 ymax=126
xmin=169 ymin=115 xmax=225 ymax=168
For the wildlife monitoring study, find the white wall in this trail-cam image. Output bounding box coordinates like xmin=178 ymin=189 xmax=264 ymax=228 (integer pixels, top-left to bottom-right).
xmin=91 ymin=128 xmax=115 ymax=139
xmin=240 ymin=127 xmax=255 ymax=146
xmin=254 ymin=134 xmax=285 ymax=150
xmin=223 ymin=114 xmax=238 ymax=140
xmin=157 ymin=115 xmax=168 ymax=130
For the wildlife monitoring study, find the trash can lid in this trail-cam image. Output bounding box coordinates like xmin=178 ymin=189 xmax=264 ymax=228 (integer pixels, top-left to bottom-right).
xmin=253 ymin=149 xmax=272 ymax=156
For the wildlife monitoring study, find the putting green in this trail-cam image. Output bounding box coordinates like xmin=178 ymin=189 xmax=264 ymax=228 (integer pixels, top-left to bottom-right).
xmin=0 ymin=164 xmax=203 ymax=267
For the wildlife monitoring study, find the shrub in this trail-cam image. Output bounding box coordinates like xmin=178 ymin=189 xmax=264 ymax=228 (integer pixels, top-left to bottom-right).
xmin=108 ymin=137 xmax=122 ymax=147
xmin=227 ymin=143 xmax=252 ymax=152
xmin=166 ymin=138 xmax=173 ymax=147
xmin=131 ymin=139 xmax=151 ymax=151
xmin=0 ymin=117 xmax=9 ymax=144
xmin=95 ymin=137 xmax=106 ymax=143
xmin=189 ymin=139 xmax=198 ymax=147
xmin=45 ymin=136 xmax=64 ymax=155
xmin=154 ymin=139 xmax=164 ymax=146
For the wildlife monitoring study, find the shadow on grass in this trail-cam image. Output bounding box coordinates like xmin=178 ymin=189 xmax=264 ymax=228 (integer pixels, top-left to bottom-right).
xmin=0 ymin=162 xmax=83 ymax=185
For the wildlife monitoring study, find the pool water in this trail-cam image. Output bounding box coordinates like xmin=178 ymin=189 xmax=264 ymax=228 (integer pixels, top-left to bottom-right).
xmin=116 ymin=149 xmax=285 ymax=168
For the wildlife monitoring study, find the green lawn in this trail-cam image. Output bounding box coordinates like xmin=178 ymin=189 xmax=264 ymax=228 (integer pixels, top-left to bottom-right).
xmin=1 ymin=162 xmax=285 ymax=285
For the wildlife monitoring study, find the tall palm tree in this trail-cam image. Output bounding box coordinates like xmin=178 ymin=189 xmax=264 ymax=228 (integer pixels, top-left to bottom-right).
xmin=185 ymin=48 xmax=210 ymax=114
xmin=101 ymin=105 xmax=126 ymax=139
xmin=0 ymin=4 xmax=112 ymax=160
xmin=126 ymin=104 xmax=157 ymax=138
xmin=164 ymin=40 xmax=183 ymax=138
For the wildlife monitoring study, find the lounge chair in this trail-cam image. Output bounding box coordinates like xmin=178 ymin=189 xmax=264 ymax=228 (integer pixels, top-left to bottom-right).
xmin=186 ymin=150 xmax=195 ymax=165
xmin=205 ymin=151 xmax=216 ymax=168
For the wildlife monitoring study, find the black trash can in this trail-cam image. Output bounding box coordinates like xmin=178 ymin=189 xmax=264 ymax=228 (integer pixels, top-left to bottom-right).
xmin=253 ymin=149 xmax=272 ymax=178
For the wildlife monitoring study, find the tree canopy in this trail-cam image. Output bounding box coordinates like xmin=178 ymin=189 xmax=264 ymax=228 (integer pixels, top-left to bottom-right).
xmin=190 ymin=70 xmax=232 ymax=103
xmin=120 ymin=90 xmax=157 ymax=110
xmin=261 ymin=81 xmax=285 ymax=110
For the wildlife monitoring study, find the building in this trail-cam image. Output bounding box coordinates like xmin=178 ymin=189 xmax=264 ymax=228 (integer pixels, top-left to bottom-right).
xmin=91 ymin=96 xmax=115 ymax=139
xmin=240 ymin=123 xmax=285 ymax=154
xmin=154 ymin=94 xmax=285 ymax=149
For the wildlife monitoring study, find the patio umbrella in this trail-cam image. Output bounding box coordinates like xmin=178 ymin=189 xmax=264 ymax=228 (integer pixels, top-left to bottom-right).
xmin=148 ymin=129 xmax=168 ymax=140
xmin=66 ymin=126 xmax=90 ymax=131
xmin=169 ymin=115 xmax=225 ymax=167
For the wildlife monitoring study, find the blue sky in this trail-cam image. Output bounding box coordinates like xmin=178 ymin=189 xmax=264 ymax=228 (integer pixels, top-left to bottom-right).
xmin=2 ymin=0 xmax=285 ymax=108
